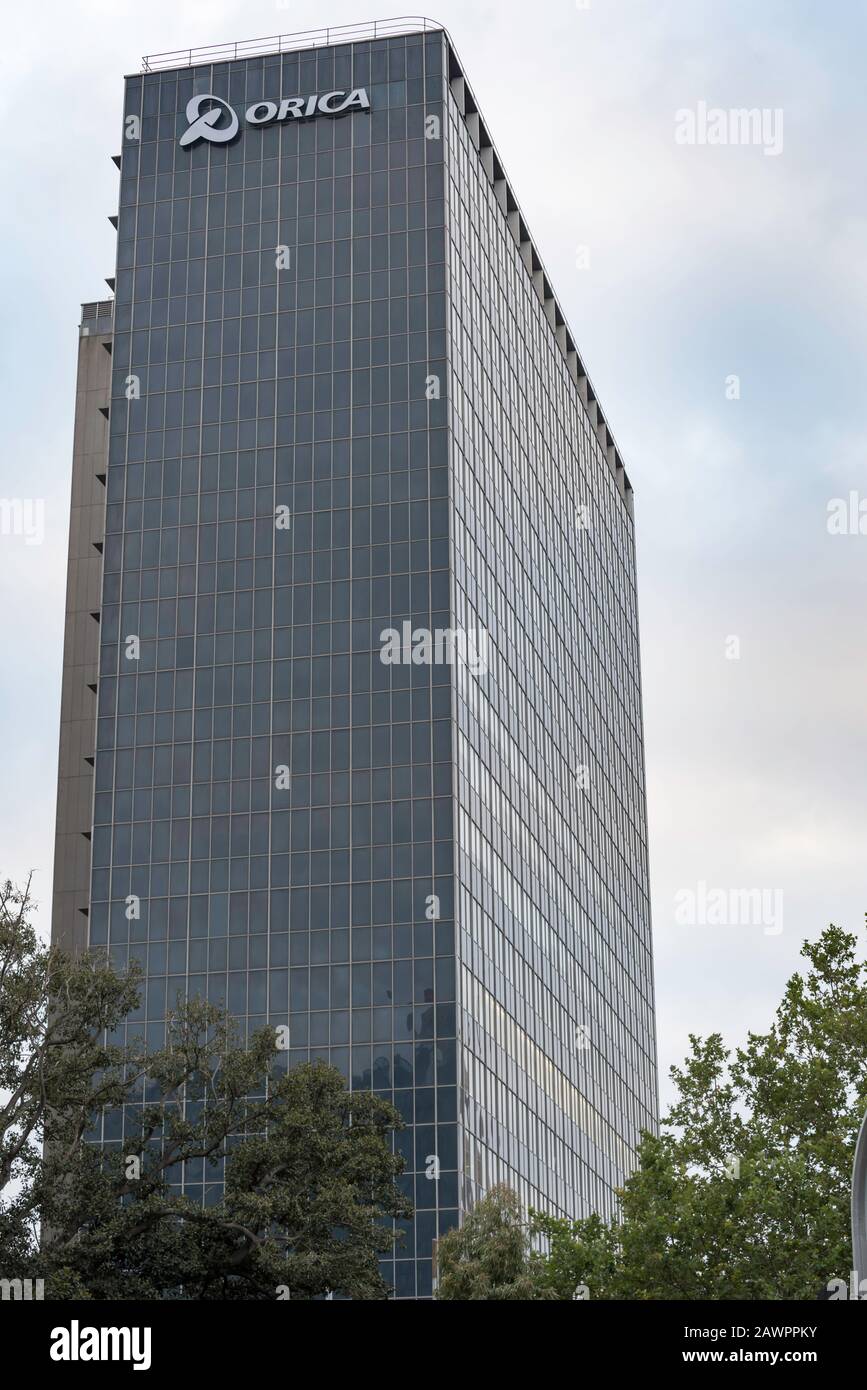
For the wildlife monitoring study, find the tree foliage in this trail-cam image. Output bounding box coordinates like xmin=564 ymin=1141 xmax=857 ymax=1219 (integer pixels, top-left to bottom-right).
xmin=0 ymin=876 xmax=411 ymax=1299
xmin=531 ymin=924 xmax=867 ymax=1299
xmin=435 ymin=1184 xmax=556 ymax=1299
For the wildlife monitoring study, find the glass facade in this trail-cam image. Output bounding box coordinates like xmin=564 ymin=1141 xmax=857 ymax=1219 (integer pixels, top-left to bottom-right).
xmin=444 ymin=88 xmax=657 ymax=1223
xmin=77 ymin=26 xmax=656 ymax=1299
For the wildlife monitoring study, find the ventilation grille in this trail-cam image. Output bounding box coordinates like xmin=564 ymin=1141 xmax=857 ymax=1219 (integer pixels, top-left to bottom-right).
xmin=81 ymin=300 xmax=114 ymax=322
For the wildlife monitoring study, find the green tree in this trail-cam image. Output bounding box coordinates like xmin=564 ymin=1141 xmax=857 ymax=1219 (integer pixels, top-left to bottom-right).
xmin=0 ymin=876 xmax=411 ymax=1299
xmin=222 ymin=1061 xmax=412 ymax=1300
xmin=530 ymin=924 xmax=867 ymax=1299
xmin=529 ymin=1210 xmax=618 ymax=1300
xmin=435 ymin=1184 xmax=555 ymax=1299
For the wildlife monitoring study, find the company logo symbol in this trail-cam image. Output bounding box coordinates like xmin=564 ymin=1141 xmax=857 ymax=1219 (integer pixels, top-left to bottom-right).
xmin=178 ymin=88 xmax=370 ymax=148
xmin=180 ymin=93 xmax=239 ymax=147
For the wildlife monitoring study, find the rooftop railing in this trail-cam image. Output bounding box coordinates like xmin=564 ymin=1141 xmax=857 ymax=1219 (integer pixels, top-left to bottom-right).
xmin=141 ymin=17 xmax=443 ymax=73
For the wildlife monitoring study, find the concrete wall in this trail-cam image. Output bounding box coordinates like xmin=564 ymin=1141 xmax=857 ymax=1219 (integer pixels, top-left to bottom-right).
xmin=50 ymin=308 xmax=111 ymax=954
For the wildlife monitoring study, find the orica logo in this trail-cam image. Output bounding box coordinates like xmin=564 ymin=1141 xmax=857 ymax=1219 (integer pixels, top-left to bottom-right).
xmin=179 ymin=89 xmax=370 ymax=147
xmin=179 ymin=93 xmax=239 ymax=146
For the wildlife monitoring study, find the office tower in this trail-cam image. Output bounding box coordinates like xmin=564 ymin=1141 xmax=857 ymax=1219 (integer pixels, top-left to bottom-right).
xmin=53 ymin=19 xmax=657 ymax=1299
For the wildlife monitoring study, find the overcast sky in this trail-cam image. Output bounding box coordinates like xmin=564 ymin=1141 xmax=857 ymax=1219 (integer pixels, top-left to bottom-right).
xmin=1 ymin=0 xmax=865 ymax=1112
